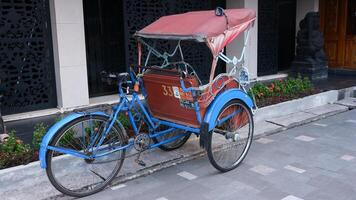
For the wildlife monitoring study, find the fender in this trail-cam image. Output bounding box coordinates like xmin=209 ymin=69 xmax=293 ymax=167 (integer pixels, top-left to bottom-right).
xmin=39 ymin=111 xmax=109 ymax=168
xmin=204 ymin=88 xmax=254 ymax=132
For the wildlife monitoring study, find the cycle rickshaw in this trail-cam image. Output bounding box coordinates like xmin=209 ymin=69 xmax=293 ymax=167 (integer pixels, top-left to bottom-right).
xmin=39 ymin=8 xmax=257 ymax=197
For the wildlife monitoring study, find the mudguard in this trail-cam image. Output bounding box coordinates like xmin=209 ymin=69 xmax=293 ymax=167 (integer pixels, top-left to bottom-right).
xmin=199 ymin=89 xmax=253 ymax=149
xmin=39 ymin=111 xmax=109 ymax=168
xmin=204 ymin=88 xmax=254 ymax=132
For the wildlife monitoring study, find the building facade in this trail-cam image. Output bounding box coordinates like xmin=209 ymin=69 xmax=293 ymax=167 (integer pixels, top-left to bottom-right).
xmin=0 ymin=0 xmax=355 ymax=119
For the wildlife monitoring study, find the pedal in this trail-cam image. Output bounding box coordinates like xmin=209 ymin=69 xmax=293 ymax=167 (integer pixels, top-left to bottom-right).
xmin=135 ymin=159 xmax=146 ymax=167
xmin=134 ymin=151 xmax=146 ymax=167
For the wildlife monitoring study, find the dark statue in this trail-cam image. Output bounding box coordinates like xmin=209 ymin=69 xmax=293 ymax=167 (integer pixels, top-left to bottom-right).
xmin=291 ymin=12 xmax=328 ymax=80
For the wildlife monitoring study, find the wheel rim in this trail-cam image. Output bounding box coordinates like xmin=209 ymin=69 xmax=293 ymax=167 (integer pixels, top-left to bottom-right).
xmin=48 ymin=118 xmax=125 ymax=196
xmin=210 ymin=102 xmax=252 ymax=170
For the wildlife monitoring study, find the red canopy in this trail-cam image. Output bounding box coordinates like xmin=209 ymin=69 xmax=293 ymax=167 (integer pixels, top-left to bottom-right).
xmin=135 ymin=9 xmax=256 ymax=56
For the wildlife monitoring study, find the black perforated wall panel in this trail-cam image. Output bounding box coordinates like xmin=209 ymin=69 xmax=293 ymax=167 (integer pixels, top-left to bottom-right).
xmin=0 ymin=0 xmax=56 ymax=115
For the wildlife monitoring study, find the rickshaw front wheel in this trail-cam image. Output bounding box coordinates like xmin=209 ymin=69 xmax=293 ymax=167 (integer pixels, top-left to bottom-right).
xmin=45 ymin=115 xmax=126 ymax=197
xmin=207 ymin=99 xmax=254 ymax=172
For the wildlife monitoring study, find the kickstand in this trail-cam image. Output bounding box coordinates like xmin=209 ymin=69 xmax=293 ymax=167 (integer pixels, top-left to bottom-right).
xmin=135 ymin=151 xmax=146 ymax=167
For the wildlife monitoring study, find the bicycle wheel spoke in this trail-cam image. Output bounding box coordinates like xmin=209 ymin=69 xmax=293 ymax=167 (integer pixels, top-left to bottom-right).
xmin=89 ymin=169 xmax=106 ymax=182
xmin=46 ymin=115 xmax=126 ymax=197
xmin=60 ymin=132 xmax=81 ymax=151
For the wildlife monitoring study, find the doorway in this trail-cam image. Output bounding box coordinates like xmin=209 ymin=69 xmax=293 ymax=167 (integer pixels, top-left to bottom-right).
xmin=277 ymin=0 xmax=296 ymax=71
xmin=258 ymin=0 xmax=296 ymax=76
xmin=83 ymin=0 xmax=126 ymax=97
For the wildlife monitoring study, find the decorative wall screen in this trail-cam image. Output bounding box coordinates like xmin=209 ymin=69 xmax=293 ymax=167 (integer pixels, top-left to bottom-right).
xmin=0 ymin=0 xmax=56 ymax=115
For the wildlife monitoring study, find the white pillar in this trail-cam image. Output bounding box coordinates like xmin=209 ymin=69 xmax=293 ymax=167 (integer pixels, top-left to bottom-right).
xmin=49 ymin=0 xmax=89 ymax=110
xmin=226 ymin=0 xmax=258 ymax=80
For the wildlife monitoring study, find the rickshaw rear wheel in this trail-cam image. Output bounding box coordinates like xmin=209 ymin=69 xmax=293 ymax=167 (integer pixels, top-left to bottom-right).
xmin=207 ymin=99 xmax=254 ymax=172
xmin=152 ymin=127 xmax=191 ymax=151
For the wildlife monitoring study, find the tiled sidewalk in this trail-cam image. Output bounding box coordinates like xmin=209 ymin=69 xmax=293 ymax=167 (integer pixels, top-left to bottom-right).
xmin=0 ymin=98 xmax=354 ymax=200
xmin=82 ymin=109 xmax=356 ymax=200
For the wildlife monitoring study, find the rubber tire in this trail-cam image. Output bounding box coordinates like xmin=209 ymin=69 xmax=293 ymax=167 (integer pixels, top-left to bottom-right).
xmin=207 ymin=99 xmax=254 ymax=172
xmin=45 ymin=115 xmax=126 ymax=198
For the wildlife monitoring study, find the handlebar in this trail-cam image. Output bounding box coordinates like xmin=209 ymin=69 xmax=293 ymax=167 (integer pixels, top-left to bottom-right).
xmin=100 ymin=71 xmax=136 ymax=96
xmin=100 ymin=71 xmax=130 ymax=84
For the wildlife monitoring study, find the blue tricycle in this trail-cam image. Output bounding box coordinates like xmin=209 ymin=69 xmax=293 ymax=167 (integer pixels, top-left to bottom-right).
xmin=39 ymin=8 xmax=257 ymax=197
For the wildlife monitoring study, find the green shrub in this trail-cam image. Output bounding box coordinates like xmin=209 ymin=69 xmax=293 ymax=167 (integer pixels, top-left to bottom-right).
xmin=249 ymin=76 xmax=314 ymax=102
xmin=1 ymin=131 xmax=31 ymax=154
xmin=0 ymin=131 xmax=33 ymax=169
xmin=118 ymin=112 xmax=130 ymax=128
xmin=32 ymin=123 xmax=48 ymax=150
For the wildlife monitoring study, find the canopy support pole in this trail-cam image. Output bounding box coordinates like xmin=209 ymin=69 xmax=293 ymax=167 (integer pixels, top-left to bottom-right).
xmin=209 ymin=26 xmax=252 ymax=83
xmin=218 ymin=26 xmax=251 ymax=67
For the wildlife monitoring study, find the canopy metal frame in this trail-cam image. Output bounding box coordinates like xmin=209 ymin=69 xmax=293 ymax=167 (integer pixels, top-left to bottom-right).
xmin=136 ymin=24 xmax=252 ymax=85
xmin=136 ymin=23 xmax=257 ymax=114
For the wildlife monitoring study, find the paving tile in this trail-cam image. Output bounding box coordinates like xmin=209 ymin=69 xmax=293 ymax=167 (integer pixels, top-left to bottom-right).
xmin=266 ymin=111 xmax=317 ymax=127
xmin=254 ymin=120 xmax=284 ymax=136
xmin=281 ymin=195 xmax=304 ymax=200
xmin=259 ymin=186 xmax=288 ymax=200
xmin=340 ymin=155 xmax=355 ymax=161
xmin=307 ymin=175 xmax=356 ymax=200
xmin=111 ymin=184 xmax=126 ymax=190
xmin=255 ymin=137 xmax=274 ymax=144
xmin=156 ymin=197 xmax=168 ymax=200
xmin=335 ymin=98 xmax=356 ymax=109
xmin=203 ymin=180 xmax=260 ymax=200
xmin=346 ymin=119 xmax=356 ymax=124
xmin=177 ymin=171 xmax=197 ymax=180
xmin=312 ymin=123 xmax=328 ymax=127
xmin=303 ymin=190 xmax=337 ymax=200
xmin=249 ymin=165 xmax=276 ymax=176
xmin=167 ymin=180 xmax=210 ymax=200
xmin=304 ymin=104 xmax=348 ymax=116
xmin=284 ymin=165 xmax=306 ymax=174
xmin=294 ymin=135 xmax=315 ymax=142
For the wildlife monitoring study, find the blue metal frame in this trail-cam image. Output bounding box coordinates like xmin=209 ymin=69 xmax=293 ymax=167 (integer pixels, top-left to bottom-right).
xmin=39 ymin=69 xmax=254 ymax=169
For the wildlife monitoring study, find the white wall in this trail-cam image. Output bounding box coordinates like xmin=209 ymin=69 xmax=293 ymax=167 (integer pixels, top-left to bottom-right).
xmin=226 ymin=0 xmax=258 ymax=80
xmin=49 ymin=0 xmax=89 ymax=110
xmin=296 ymin=0 xmax=319 ymax=34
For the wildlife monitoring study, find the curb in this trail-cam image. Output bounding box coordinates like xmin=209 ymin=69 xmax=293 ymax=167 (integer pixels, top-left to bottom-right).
xmin=254 ymin=90 xmax=339 ymax=122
